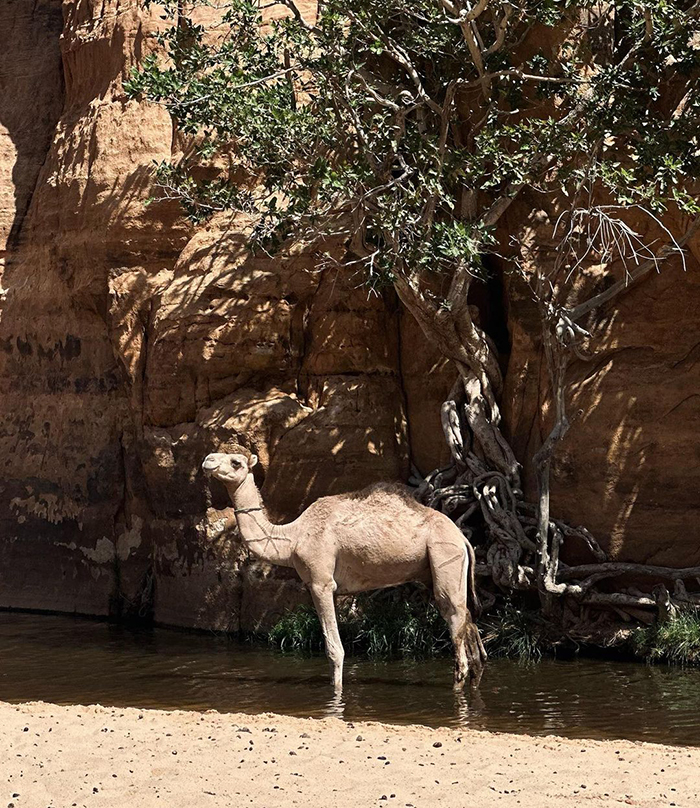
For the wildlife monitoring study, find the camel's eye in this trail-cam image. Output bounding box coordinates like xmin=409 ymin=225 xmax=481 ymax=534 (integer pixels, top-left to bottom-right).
xmin=231 ymin=460 xmax=241 ymax=469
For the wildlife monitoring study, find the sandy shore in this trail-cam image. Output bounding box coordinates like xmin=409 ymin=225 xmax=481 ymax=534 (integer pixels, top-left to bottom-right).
xmin=1 ymin=701 xmax=699 ymax=807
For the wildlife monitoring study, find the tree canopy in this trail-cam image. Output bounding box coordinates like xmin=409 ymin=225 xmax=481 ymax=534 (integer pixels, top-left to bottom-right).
xmin=128 ymin=0 xmax=699 ymax=257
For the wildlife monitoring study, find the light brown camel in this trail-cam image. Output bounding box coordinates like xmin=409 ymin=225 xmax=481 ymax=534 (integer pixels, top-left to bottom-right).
xmin=202 ymin=451 xmax=486 ymax=693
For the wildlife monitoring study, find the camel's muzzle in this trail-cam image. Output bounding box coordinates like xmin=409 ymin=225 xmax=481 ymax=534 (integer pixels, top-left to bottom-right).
xmin=202 ymin=456 xmax=221 ymax=475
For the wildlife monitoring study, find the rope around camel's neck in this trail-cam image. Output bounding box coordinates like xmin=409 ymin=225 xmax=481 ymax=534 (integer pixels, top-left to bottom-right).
xmin=227 ymin=474 xmax=295 ymax=566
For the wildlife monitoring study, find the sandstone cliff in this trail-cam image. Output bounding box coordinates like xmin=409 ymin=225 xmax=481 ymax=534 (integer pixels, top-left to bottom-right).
xmin=0 ymin=0 xmax=698 ymax=631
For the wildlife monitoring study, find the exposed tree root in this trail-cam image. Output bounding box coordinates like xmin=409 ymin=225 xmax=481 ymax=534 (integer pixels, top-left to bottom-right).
xmin=413 ymin=356 xmax=699 ymax=636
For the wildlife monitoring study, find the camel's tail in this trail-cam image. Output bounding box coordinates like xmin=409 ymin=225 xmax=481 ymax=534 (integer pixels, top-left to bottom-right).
xmin=464 ymin=538 xmax=482 ymax=620
xmin=464 ymin=537 xmax=487 ymax=669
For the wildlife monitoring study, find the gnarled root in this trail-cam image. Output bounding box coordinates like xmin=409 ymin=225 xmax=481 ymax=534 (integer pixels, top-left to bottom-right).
xmin=416 ymin=369 xmax=699 ymax=640
xmin=398 ymin=269 xmax=693 ymax=638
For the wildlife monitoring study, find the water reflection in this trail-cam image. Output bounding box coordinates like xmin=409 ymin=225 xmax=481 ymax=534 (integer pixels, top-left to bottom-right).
xmin=1 ymin=612 xmax=699 ymax=746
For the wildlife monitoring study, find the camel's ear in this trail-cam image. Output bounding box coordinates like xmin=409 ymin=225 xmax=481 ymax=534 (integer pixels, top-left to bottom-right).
xmin=248 ymin=454 xmax=258 ymax=469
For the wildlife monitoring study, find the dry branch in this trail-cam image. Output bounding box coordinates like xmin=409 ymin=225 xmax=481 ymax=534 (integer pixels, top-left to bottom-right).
xmin=571 ymin=213 xmax=700 ymax=321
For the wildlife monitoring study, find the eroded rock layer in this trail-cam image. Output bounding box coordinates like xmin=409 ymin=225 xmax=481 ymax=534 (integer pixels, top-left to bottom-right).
xmin=0 ymin=0 xmax=451 ymax=629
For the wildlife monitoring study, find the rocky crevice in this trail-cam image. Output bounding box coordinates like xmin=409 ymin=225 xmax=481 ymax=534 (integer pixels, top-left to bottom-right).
xmin=0 ymin=0 xmax=65 ymax=260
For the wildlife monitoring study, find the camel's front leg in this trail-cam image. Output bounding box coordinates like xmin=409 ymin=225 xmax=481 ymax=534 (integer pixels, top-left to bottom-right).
xmin=309 ymin=580 xmax=345 ymax=693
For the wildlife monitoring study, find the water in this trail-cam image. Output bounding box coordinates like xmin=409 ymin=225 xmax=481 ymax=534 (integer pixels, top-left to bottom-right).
xmin=1 ymin=612 xmax=699 ymax=746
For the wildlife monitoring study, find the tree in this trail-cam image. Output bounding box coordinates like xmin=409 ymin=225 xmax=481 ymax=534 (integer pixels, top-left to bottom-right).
xmin=127 ymin=0 xmax=700 ymax=631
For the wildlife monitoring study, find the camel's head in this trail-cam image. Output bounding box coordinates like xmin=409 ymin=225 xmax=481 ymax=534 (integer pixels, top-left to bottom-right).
xmin=201 ymin=452 xmax=257 ymax=488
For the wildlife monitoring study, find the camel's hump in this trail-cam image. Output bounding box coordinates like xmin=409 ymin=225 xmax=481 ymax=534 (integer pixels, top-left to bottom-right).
xmin=314 ymin=482 xmax=424 ymax=510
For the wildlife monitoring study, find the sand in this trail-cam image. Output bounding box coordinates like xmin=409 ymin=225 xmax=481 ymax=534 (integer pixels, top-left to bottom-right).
xmin=1 ymin=700 xmax=699 ymax=808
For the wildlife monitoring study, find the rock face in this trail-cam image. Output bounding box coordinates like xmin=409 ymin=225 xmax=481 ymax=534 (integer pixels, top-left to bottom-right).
xmin=0 ymin=0 xmax=450 ymax=629
xmin=499 ymin=193 xmax=700 ymax=570
xmin=0 ymin=1 xmax=698 ymax=630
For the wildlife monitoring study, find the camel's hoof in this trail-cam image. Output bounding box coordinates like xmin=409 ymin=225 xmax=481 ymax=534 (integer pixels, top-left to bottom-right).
xmin=452 ymin=674 xmax=467 ymax=692
xmin=468 ymin=667 xmax=484 ymax=689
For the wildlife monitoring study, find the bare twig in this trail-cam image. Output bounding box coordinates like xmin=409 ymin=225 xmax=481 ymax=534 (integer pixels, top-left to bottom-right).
xmin=571 ymin=213 xmax=700 ymax=320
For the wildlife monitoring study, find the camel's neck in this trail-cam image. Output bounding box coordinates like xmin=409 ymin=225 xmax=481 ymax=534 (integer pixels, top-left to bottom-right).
xmin=226 ymin=474 xmax=295 ymax=568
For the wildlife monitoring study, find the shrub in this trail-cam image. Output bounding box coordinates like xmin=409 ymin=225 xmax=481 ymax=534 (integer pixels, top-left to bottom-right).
xmin=268 ymin=586 xmax=450 ymax=659
xmin=480 ymin=602 xmax=545 ymax=662
xmin=631 ymin=611 xmax=700 ymax=666
xmin=268 ymin=591 xmax=544 ymax=661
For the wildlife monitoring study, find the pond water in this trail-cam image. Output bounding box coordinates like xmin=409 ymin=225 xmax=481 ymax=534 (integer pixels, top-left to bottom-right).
xmin=1 ymin=612 xmax=699 ymax=746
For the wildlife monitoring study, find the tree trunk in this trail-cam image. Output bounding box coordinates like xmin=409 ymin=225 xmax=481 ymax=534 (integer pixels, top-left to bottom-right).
xmin=394 ymin=264 xmax=695 ymax=637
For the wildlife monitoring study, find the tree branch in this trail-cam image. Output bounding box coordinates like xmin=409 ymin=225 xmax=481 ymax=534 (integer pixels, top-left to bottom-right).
xmin=559 ymin=562 xmax=700 ymax=582
xmin=571 ymin=213 xmax=700 ymax=321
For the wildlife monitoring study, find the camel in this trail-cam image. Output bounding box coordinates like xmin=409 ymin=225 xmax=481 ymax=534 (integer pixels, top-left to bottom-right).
xmin=202 ymin=450 xmax=486 ymax=693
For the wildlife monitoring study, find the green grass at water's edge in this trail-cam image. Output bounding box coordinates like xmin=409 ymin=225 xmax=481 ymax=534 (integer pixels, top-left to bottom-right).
xmin=631 ymin=611 xmax=700 ymax=665
xmin=267 ymin=597 xmax=452 ymax=659
xmin=267 ymin=596 xmax=700 ymax=666
xmin=267 ymin=595 xmax=546 ymax=661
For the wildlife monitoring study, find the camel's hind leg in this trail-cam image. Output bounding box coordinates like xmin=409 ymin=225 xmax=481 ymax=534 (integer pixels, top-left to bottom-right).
xmin=427 ymin=530 xmax=484 ymax=690
xmin=308 ymin=579 xmax=345 ymax=694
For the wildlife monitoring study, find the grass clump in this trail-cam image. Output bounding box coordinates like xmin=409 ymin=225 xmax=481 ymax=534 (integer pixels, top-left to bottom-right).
xmin=268 ymin=586 xmax=450 ymax=659
xmin=347 ymin=595 xmax=451 ymax=658
xmin=267 ymin=606 xmax=325 ymax=654
xmin=268 ymin=591 xmax=545 ymax=662
xmin=631 ymin=610 xmax=700 ymax=665
xmin=481 ymin=602 xmax=545 ymax=662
